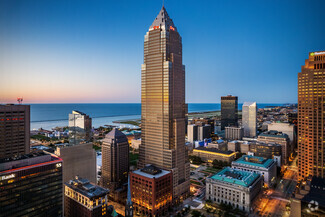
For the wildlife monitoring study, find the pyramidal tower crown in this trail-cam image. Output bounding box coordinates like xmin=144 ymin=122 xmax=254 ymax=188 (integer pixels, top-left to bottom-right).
xmin=149 ymin=6 xmax=176 ymax=31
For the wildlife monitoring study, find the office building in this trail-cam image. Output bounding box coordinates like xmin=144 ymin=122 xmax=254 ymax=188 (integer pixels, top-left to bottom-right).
xmin=101 ymin=128 xmax=129 ymax=202
xmin=198 ymin=124 xmax=211 ymax=141
xmin=257 ymin=130 xmax=290 ymax=164
xmin=225 ymin=126 xmax=243 ymax=140
xmin=69 ymin=110 xmax=92 ymax=144
xmin=0 ymin=104 xmax=30 ymax=158
xmin=232 ymin=155 xmax=277 ymax=186
xmin=138 ymin=6 xmax=190 ymax=201
xmin=298 ymin=51 xmax=325 ymax=180
xmin=242 ymin=102 xmax=257 ymax=138
xmin=267 ymin=122 xmax=296 ymax=152
xmin=64 ymin=176 xmax=115 ymax=217
xmin=207 ymin=139 xmax=227 ymax=151
xmin=228 ymin=140 xmax=251 ymax=153
xmin=130 ymin=165 xmax=173 ymax=217
xmin=249 ymin=142 xmax=282 ymax=166
xmin=221 ymin=95 xmax=238 ymax=130
xmin=55 ymin=142 xmax=97 ymax=183
xmin=193 ymin=147 xmax=236 ymax=163
xmin=206 ymin=167 xmax=262 ymax=212
xmin=0 ymin=152 xmax=63 ymax=216
xmin=187 ymin=124 xmax=198 ymax=143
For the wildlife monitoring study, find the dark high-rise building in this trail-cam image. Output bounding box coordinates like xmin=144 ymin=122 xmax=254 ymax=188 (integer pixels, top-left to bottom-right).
xmin=138 ymin=6 xmax=190 ymax=201
xmin=298 ymin=51 xmax=325 ymax=180
xmin=221 ymin=95 xmax=238 ymax=130
xmin=0 ymin=152 xmax=63 ymax=216
xmin=64 ymin=176 xmax=112 ymax=217
xmin=101 ymin=128 xmax=129 ymax=202
xmin=0 ymin=104 xmax=30 ymax=158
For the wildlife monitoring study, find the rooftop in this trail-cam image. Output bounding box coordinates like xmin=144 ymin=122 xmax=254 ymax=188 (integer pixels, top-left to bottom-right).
xmin=65 ymin=176 xmax=108 ymax=199
xmin=0 ymin=151 xmax=61 ymax=173
xmin=234 ymin=155 xmax=274 ymax=169
xmin=259 ymin=130 xmax=289 ymax=139
xmin=133 ymin=164 xmax=171 ymax=179
xmin=194 ymin=147 xmax=234 ymax=155
xmin=243 ymin=102 xmax=256 ymax=107
xmin=150 ymin=6 xmax=176 ymax=31
xmin=210 ymin=167 xmax=260 ymax=187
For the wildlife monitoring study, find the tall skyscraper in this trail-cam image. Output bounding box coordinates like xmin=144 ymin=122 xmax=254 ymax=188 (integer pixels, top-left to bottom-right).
xmin=242 ymin=102 xmax=257 ymax=138
xmin=0 ymin=104 xmax=30 ymax=158
xmin=138 ymin=6 xmax=190 ymax=201
xmin=0 ymin=152 xmax=63 ymax=216
xmin=101 ymin=128 xmax=129 ymax=202
xmin=298 ymin=51 xmax=325 ymax=180
xmin=69 ymin=110 xmax=92 ymax=144
xmin=221 ymin=95 xmax=238 ymax=130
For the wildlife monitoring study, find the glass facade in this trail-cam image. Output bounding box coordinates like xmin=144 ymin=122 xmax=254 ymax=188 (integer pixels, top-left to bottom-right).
xmin=221 ymin=95 xmax=238 ymax=130
xmin=68 ymin=110 xmax=92 ymax=145
xmin=0 ymin=155 xmax=63 ymax=217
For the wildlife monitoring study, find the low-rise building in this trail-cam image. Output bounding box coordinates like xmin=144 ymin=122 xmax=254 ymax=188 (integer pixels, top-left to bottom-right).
xmin=249 ymin=142 xmax=282 ymax=167
xmin=192 ymin=147 xmax=236 ymax=163
xmin=130 ymin=165 xmax=173 ymax=217
xmin=225 ymin=126 xmax=243 ymax=140
xmin=257 ymin=130 xmax=289 ymax=164
xmin=228 ymin=140 xmax=251 ymax=153
xmin=207 ymin=140 xmax=227 ymax=151
xmin=206 ymin=167 xmax=262 ymax=212
xmin=231 ymin=155 xmax=277 ymax=186
xmin=131 ymin=138 xmax=141 ymax=150
xmin=64 ymin=176 xmax=116 ymax=217
xmin=267 ymin=122 xmax=296 ymax=153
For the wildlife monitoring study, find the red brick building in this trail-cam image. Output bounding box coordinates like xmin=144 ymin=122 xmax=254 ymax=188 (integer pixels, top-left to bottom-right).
xmin=130 ymin=165 xmax=172 ymax=217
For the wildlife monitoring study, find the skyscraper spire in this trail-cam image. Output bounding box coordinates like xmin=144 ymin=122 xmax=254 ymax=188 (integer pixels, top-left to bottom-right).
xmin=125 ymin=175 xmax=133 ymax=217
xmin=150 ymin=6 xmax=176 ymax=31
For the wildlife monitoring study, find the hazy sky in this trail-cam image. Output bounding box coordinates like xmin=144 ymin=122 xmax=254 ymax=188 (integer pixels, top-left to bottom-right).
xmin=1 ymin=0 xmax=325 ymax=104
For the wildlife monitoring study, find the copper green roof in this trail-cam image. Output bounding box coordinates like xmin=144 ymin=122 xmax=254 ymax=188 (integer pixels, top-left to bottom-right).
xmin=210 ymin=167 xmax=260 ymax=187
xmin=234 ymin=155 xmax=274 ymax=169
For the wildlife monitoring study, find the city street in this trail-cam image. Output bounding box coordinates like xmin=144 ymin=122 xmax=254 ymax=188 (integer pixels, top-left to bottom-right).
xmin=251 ymin=158 xmax=298 ymax=217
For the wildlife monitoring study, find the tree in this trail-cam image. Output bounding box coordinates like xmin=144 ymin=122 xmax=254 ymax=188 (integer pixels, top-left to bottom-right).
xmin=189 ymin=156 xmax=204 ymax=165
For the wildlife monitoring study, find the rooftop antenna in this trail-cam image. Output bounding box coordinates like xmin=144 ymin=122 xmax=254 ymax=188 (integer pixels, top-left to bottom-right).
xmin=17 ymin=97 xmax=23 ymax=105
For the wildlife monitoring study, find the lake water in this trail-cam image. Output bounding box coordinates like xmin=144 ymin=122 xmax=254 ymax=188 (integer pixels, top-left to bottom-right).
xmin=30 ymin=103 xmax=285 ymax=130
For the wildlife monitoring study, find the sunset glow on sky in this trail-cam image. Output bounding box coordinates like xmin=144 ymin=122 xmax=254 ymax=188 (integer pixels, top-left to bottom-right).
xmin=1 ymin=0 xmax=325 ymax=103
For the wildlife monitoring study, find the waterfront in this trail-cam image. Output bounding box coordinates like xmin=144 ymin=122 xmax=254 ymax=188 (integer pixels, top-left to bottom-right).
xmin=30 ymin=103 xmax=287 ymax=130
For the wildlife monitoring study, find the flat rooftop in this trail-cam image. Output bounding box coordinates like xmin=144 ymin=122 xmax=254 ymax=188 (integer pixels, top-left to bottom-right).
xmin=133 ymin=164 xmax=170 ymax=179
xmin=259 ymin=130 xmax=288 ymax=139
xmin=0 ymin=151 xmax=61 ymax=173
xmin=65 ymin=176 xmax=108 ymax=199
xmin=210 ymin=167 xmax=260 ymax=187
xmin=194 ymin=147 xmax=234 ymax=156
xmin=233 ymin=155 xmax=274 ymax=169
